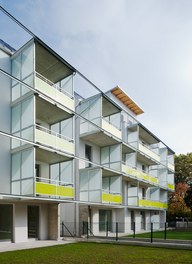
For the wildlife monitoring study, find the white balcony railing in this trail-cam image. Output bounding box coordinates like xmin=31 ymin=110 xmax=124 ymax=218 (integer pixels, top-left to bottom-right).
xmin=138 ymin=143 xmax=160 ymax=163
xmin=35 ymin=124 xmax=75 ymax=155
xmin=35 ymin=72 xmax=74 ymax=111
xmin=102 ymin=118 xmax=122 ymax=139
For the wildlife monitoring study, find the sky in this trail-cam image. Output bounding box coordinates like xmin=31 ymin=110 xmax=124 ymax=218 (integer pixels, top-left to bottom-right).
xmin=0 ymin=0 xmax=192 ymax=155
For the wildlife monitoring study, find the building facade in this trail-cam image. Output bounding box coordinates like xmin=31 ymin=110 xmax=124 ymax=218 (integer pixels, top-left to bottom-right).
xmin=0 ymin=35 xmax=174 ymax=242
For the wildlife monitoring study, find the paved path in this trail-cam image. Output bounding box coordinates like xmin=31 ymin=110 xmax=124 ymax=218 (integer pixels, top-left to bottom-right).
xmin=0 ymin=239 xmax=75 ymax=253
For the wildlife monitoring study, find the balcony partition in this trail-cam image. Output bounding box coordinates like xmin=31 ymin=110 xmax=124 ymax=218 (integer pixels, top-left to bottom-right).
xmin=102 ymin=176 xmax=122 ymax=204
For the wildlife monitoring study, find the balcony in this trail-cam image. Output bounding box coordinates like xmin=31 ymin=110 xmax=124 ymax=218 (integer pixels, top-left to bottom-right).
xmin=102 ymin=192 xmax=122 ymax=204
xmin=35 ymin=72 xmax=74 ymax=112
xmin=138 ymin=143 xmax=160 ymax=163
xmin=167 ymin=162 xmax=174 ymax=172
xmin=139 ymin=199 xmax=167 ymax=209
xmin=122 ymin=163 xmax=158 ymax=185
xmin=35 ymin=125 xmax=75 ymax=155
xmin=167 ymin=183 xmax=175 ymax=191
xmin=35 ymin=177 xmax=74 ymax=198
xmin=80 ymin=117 xmax=122 ymax=147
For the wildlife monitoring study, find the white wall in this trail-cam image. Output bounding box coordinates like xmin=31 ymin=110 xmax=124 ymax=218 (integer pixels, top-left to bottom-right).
xmin=13 ymin=203 xmax=28 ymax=243
xmin=39 ymin=204 xmax=48 ymax=240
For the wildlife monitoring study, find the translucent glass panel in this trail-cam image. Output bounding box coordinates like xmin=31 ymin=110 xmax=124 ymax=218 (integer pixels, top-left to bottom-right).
xmin=50 ymin=160 xmax=73 ymax=184
xmin=79 ymin=168 xmax=101 ymax=202
xmin=51 ymin=117 xmax=73 ymax=141
xmin=60 ymin=74 xmax=73 ymax=97
xmin=11 ymin=96 xmax=34 ymax=146
xmin=102 ymin=176 xmax=121 ymax=193
xmin=12 ymin=43 xmax=34 ymax=101
xmin=101 ymin=144 xmax=121 ymax=171
xmin=11 ymin=148 xmax=34 ymax=196
xmin=104 ymin=113 xmax=121 ymax=130
xmin=78 ymin=96 xmax=101 ymax=123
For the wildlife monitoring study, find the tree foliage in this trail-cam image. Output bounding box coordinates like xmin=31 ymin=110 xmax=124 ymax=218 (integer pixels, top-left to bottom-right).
xmin=175 ymin=153 xmax=192 ymax=185
xmin=168 ymin=182 xmax=190 ymax=217
xmin=184 ymin=184 xmax=192 ymax=211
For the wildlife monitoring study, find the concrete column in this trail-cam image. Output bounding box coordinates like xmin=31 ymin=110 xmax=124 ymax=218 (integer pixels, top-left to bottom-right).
xmin=13 ymin=203 xmax=28 ymax=243
xmin=48 ymin=203 xmax=60 ymax=240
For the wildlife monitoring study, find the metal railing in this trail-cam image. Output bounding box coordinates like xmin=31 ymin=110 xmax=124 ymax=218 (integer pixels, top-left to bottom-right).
xmin=35 ymin=72 xmax=74 ymax=99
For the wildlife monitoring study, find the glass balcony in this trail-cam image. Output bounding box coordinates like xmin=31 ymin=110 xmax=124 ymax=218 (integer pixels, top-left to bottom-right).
xmin=102 ymin=192 xmax=122 ymax=204
xmin=122 ymin=163 xmax=158 ymax=185
xmin=35 ymin=72 xmax=74 ymax=112
xmin=138 ymin=143 xmax=160 ymax=163
xmin=139 ymin=199 xmax=167 ymax=209
xmin=167 ymin=183 xmax=175 ymax=191
xmin=102 ymin=118 xmax=122 ymax=140
xmin=35 ymin=177 xmax=74 ymax=198
xmin=35 ymin=124 xmax=75 ymax=155
xmin=167 ymin=162 xmax=174 ymax=171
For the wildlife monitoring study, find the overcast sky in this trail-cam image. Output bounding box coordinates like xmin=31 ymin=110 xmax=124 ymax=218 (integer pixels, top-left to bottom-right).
xmin=1 ymin=0 xmax=192 ymax=155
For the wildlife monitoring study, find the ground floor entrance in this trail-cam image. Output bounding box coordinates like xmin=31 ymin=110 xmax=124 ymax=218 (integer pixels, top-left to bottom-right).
xmin=99 ymin=209 xmax=112 ymax=232
xmin=28 ymin=206 xmax=39 ymax=239
xmin=0 ymin=204 xmax=13 ymax=241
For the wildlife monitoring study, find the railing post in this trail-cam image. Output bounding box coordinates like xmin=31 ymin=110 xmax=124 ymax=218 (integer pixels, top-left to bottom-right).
xmin=106 ymin=221 xmax=108 ymax=238
xmin=62 ymin=221 xmax=64 ymax=237
xmin=86 ymin=222 xmax=89 ymax=239
xmin=116 ymin=222 xmax=118 ymax=241
xmin=150 ymin=223 xmax=153 ymax=243
xmin=83 ymin=221 xmax=85 ymax=235
xmin=164 ymin=222 xmax=167 ymax=240
xmin=133 ymin=222 xmax=136 ymax=238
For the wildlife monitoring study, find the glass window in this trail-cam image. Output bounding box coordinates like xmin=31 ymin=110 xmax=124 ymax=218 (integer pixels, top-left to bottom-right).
xmin=21 ymin=149 xmax=34 ymax=179
xmin=60 ymin=161 xmax=73 ymax=183
xmin=101 ymin=147 xmax=109 ymax=164
xmin=79 ymin=171 xmax=88 ymax=190
xmin=22 ymin=98 xmax=34 ymax=129
xmin=89 ymin=170 xmax=100 ymax=190
xmin=21 ymin=45 xmax=34 ymax=80
xmin=50 ymin=164 xmax=59 ymax=182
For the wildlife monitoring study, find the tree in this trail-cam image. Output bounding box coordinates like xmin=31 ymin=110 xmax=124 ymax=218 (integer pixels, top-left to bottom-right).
xmin=168 ymin=182 xmax=190 ymax=218
xmin=184 ymin=184 xmax=192 ymax=211
xmin=175 ymin=153 xmax=192 ymax=185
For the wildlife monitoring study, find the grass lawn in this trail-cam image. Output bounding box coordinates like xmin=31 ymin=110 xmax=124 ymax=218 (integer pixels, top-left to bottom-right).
xmin=0 ymin=243 xmax=192 ymax=264
xmin=132 ymin=230 xmax=192 ymax=240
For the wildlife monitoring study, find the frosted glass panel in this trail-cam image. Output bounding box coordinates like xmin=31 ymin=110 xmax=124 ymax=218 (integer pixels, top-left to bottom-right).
xmin=80 ymin=191 xmax=88 ymax=201
xmin=21 ymin=179 xmax=34 ymax=195
xmin=79 ymin=171 xmax=88 ymax=190
xmin=12 ymin=104 xmax=21 ymax=132
xmin=22 ymin=98 xmax=34 ymax=128
xmin=12 ymin=83 xmax=21 ymax=101
xmin=102 ymin=177 xmax=109 ymax=192
xmin=61 ymin=118 xmax=73 ymax=139
xmin=12 ymin=181 xmax=20 ymax=195
xmin=101 ymin=147 xmax=109 ymax=164
xmin=12 ymin=54 xmax=21 ymax=79
xmin=60 ymin=75 xmax=73 ymax=96
xmin=89 ymin=170 xmax=100 ymax=190
xmin=12 ymin=153 xmax=21 ymax=181
xmin=89 ymin=99 xmax=100 ymax=120
xmin=22 ymin=45 xmax=34 ymax=79
xmin=110 ymin=176 xmax=121 ymax=193
xmin=60 ymin=161 xmax=73 ymax=183
xmin=50 ymin=164 xmax=59 ymax=181
xmin=89 ymin=190 xmax=101 ymax=202
xmin=110 ymin=145 xmax=120 ymax=162
xmin=21 ymin=149 xmax=34 ymax=179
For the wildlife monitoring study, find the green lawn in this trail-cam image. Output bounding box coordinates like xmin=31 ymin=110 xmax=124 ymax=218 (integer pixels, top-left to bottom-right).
xmin=132 ymin=230 xmax=192 ymax=240
xmin=0 ymin=243 xmax=192 ymax=264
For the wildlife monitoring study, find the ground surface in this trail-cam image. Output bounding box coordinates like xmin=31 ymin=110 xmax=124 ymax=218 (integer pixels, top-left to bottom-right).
xmin=0 ymin=242 xmax=191 ymax=264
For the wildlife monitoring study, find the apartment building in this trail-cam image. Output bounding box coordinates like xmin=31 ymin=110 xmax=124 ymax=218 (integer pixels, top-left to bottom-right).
xmin=0 ymin=22 xmax=174 ymax=243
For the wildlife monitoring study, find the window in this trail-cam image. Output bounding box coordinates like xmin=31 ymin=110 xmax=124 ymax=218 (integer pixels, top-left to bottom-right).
xmin=85 ymin=145 xmax=92 ymax=167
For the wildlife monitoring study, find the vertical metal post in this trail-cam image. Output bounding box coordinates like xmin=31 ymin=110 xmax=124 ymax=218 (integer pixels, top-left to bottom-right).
xmin=164 ymin=222 xmax=167 ymax=240
xmin=83 ymin=221 xmax=85 ymax=235
xmin=106 ymin=221 xmax=108 ymax=237
xmin=62 ymin=221 xmax=64 ymax=237
xmin=133 ymin=222 xmax=136 ymax=238
xmin=116 ymin=222 xmax=118 ymax=241
xmin=86 ymin=222 xmax=89 ymax=239
xmin=150 ymin=223 xmax=153 ymax=243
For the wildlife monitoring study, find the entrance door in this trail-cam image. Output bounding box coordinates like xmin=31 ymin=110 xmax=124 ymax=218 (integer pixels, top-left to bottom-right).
xmin=28 ymin=206 xmax=39 ymax=238
xmin=131 ymin=210 xmax=135 ymax=230
xmin=141 ymin=211 xmax=146 ymax=230
xmin=99 ymin=210 xmax=112 ymax=232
